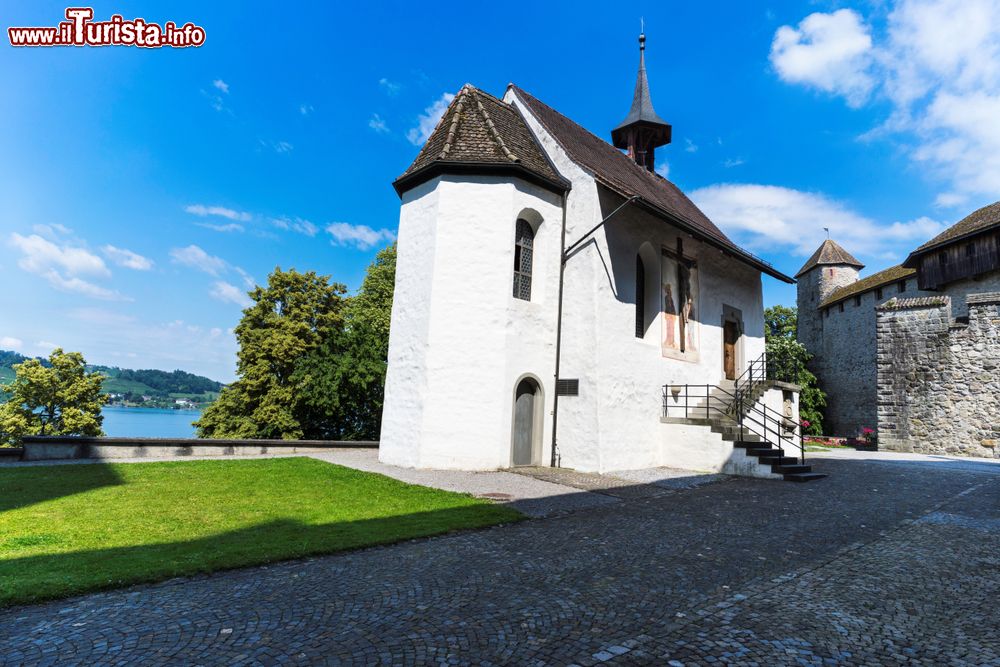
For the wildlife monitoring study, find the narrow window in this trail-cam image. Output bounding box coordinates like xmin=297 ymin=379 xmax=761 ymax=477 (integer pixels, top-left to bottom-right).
xmin=966 ymin=243 xmax=975 ymax=257
xmin=513 ymin=219 xmax=534 ymax=301
xmin=635 ymin=255 xmax=645 ymax=338
xmin=839 ymin=302 xmax=844 ymax=313
xmin=824 ymin=308 xmax=829 ymax=318
xmin=897 ymin=280 xmax=906 ymax=293
xmin=876 ymin=287 xmax=883 ymax=300
xmin=854 ymin=295 xmax=861 ymax=307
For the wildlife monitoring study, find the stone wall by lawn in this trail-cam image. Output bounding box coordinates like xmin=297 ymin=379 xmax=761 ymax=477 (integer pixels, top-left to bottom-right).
xmin=876 ymin=292 xmax=1000 ymax=458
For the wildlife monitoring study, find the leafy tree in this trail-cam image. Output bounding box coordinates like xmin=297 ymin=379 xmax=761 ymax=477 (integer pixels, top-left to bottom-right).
xmin=0 ymin=348 xmax=105 ymax=446
xmin=294 ymin=244 xmax=396 ymax=439
xmin=764 ymin=306 xmax=827 ymax=436
xmin=195 ymin=268 xmax=348 ymax=439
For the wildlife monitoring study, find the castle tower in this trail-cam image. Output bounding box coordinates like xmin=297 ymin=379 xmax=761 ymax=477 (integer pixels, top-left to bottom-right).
xmin=611 ymin=33 xmax=672 ymax=173
xmin=795 ymin=239 xmax=864 ymax=359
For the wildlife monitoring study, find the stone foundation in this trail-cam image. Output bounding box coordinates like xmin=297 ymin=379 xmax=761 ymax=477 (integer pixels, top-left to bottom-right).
xmin=876 ymin=292 xmax=1000 ymax=458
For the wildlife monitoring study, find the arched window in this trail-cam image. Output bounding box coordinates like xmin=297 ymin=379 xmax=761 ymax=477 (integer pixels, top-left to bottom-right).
xmin=635 ymin=255 xmax=645 ymax=338
xmin=513 ymin=219 xmax=534 ymax=301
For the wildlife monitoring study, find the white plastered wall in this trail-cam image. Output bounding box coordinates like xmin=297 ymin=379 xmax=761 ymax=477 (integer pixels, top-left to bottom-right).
xmin=508 ymin=88 xmax=767 ymax=473
xmin=380 ymin=173 xmax=563 ymax=470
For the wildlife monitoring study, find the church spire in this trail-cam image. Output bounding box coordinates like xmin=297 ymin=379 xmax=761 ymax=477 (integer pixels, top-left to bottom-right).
xmin=611 ymin=31 xmax=672 ymax=173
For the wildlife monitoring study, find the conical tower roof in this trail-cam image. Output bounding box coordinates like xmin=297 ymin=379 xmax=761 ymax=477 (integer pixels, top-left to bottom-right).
xmin=611 ymin=33 xmax=671 ymax=150
xmin=795 ymin=239 xmax=864 ymax=278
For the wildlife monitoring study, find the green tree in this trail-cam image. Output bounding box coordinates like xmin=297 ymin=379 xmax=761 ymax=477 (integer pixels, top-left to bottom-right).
xmin=295 ymin=244 xmax=396 ymax=439
xmin=763 ymin=305 xmax=827 ymax=436
xmin=195 ymin=268 xmax=348 ymax=439
xmin=0 ymin=348 xmax=105 ymax=446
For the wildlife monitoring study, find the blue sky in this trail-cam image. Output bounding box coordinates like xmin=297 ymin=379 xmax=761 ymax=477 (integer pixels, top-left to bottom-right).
xmin=3 ymin=1 xmax=999 ymax=381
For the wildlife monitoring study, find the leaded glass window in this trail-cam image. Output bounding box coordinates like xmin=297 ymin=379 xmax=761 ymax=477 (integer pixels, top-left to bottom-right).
xmin=513 ymin=219 xmax=534 ymax=300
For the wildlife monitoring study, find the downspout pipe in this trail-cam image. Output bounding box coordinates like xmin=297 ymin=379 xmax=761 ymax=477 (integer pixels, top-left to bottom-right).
xmin=550 ymin=194 xmax=640 ymax=467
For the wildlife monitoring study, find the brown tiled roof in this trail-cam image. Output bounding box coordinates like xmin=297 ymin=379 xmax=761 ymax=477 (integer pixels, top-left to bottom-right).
xmin=795 ymin=239 xmax=865 ymax=278
xmin=394 ymin=84 xmax=568 ymax=196
xmin=819 ymin=264 xmax=916 ymax=309
xmin=509 ymin=85 xmax=792 ymax=283
xmin=905 ymin=200 xmax=1000 ymax=262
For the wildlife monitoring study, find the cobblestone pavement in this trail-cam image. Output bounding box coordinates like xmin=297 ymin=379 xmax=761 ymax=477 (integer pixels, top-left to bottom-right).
xmin=1 ymin=455 xmax=998 ymax=665
xmin=513 ymin=466 xmax=727 ymax=500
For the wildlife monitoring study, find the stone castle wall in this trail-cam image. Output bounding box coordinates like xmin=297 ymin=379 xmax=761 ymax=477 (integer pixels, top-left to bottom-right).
xmin=800 ymin=277 xmax=924 ymax=436
xmin=876 ymin=292 xmax=1000 ymax=458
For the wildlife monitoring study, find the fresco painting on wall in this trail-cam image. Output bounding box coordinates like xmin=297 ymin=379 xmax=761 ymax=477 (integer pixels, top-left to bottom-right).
xmin=662 ymin=251 xmax=699 ymax=361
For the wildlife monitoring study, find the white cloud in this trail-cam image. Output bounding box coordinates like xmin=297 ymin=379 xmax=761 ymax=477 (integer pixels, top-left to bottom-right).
xmin=684 ymin=139 xmax=698 ymax=153
xmin=42 ymin=271 xmax=126 ymax=301
xmin=8 ymin=232 xmax=129 ymax=300
xmin=10 ymin=233 xmax=108 ymax=277
xmin=197 ymin=222 xmax=245 ymax=233
xmin=184 ymin=204 xmax=252 ymax=222
xmin=31 ymin=223 xmax=72 ymax=240
xmin=690 ymin=183 xmax=943 ymax=257
xmin=774 ymin=0 xmax=1000 ymax=202
xmin=407 ymin=92 xmax=455 ymax=146
xmin=210 ymin=281 xmax=252 ymax=308
xmin=234 ymin=267 xmax=256 ymax=289
xmin=379 ymin=78 xmax=401 ymax=95
xmin=271 ymin=217 xmax=318 ymax=237
xmin=369 ymin=114 xmax=389 ymax=134
xmin=723 ymin=158 xmax=746 ymax=168
xmin=325 ymin=222 xmax=396 ymax=250
xmin=0 ymin=336 xmax=23 ymax=350
xmin=770 ymin=8 xmax=875 ymax=107
xmin=655 ymin=162 xmax=670 ymax=179
xmin=213 ymin=79 xmax=229 ymax=94
xmin=169 ymin=245 xmax=228 ymax=276
xmin=299 ymin=104 xmax=314 ymax=116
xmin=102 ymin=245 xmax=153 ymax=270
xmin=35 ymin=340 xmax=57 ymax=352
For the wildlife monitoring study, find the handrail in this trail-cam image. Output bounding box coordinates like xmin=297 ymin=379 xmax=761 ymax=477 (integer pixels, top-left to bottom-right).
xmin=662 ymin=382 xmax=804 ymax=464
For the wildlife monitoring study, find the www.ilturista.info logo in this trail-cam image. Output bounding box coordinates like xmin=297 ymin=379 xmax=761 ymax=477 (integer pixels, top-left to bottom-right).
xmin=8 ymin=8 xmax=205 ymax=48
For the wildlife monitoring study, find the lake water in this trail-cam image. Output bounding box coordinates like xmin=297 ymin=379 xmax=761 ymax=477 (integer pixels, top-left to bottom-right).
xmin=101 ymin=406 xmax=202 ymax=438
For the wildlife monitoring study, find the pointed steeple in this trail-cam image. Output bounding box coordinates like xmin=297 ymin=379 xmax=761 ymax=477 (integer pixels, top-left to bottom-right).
xmin=611 ymin=32 xmax=672 ymax=173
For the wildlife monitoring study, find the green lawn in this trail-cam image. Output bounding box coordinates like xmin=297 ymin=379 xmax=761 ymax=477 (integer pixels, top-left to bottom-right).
xmin=0 ymin=457 xmax=523 ymax=606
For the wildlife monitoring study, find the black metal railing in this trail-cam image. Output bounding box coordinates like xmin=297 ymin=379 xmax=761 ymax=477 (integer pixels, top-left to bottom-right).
xmin=662 ymin=362 xmax=805 ymax=464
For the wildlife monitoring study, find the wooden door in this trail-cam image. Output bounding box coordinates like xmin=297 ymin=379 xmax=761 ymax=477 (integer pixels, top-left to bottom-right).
xmin=512 ymin=380 xmax=536 ymax=466
xmin=723 ymin=321 xmax=738 ymax=380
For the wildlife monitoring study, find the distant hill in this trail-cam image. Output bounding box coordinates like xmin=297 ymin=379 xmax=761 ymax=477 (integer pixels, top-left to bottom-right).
xmin=0 ymin=350 xmax=225 ymax=409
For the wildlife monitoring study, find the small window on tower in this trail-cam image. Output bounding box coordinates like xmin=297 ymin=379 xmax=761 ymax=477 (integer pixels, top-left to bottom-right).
xmin=839 ymin=302 xmax=844 ymax=313
xmin=513 ymin=219 xmax=534 ymax=301
xmin=824 ymin=308 xmax=830 ymax=318
xmin=854 ymin=295 xmax=861 ymax=307
xmin=897 ymin=280 xmax=906 ymax=293
xmin=876 ymin=287 xmax=883 ymax=300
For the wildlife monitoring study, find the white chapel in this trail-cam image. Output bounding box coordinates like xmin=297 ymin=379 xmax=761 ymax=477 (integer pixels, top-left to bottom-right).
xmin=379 ymin=34 xmax=823 ymax=481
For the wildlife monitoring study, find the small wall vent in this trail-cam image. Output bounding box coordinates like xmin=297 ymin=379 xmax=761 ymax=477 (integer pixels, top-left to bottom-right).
xmin=556 ymin=379 xmax=579 ymax=396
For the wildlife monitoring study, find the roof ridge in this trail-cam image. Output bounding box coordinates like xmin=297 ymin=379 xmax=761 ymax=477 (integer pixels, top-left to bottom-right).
xmin=439 ymin=85 xmax=470 ymax=159
xmin=470 ymin=91 xmax=518 ymax=162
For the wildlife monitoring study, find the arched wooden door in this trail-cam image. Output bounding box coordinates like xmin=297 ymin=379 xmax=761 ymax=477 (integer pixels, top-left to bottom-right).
xmin=512 ymin=378 xmax=538 ymax=466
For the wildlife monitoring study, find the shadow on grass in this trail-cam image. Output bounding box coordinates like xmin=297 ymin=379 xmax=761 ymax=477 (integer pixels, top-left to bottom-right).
xmin=0 ymin=503 xmax=523 ymax=608
xmin=0 ymin=463 xmax=125 ymax=513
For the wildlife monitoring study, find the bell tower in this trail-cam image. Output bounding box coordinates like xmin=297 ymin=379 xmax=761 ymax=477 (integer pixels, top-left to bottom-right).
xmin=611 ymin=32 xmax=672 ymax=173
